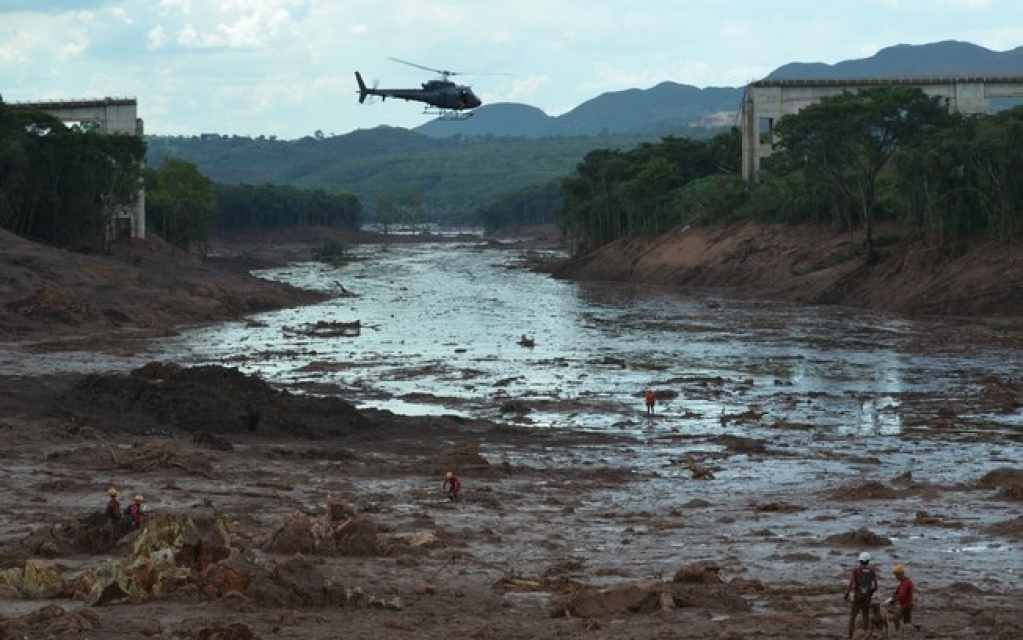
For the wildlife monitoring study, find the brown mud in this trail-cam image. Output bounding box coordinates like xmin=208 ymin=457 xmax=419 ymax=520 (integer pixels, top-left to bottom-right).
xmin=551 ymin=223 xmax=1023 ymax=317
xmin=1 ymin=225 xmax=1022 ymax=639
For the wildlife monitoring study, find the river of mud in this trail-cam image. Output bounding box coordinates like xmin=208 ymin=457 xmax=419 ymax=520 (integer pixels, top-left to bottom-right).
xmin=2 ymin=239 xmax=1022 ymax=637
xmin=134 ymin=242 xmax=1022 ymax=583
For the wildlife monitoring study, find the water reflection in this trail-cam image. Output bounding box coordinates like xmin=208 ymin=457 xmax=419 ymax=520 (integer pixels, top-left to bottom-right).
xmin=143 ymin=242 xmax=1023 ymax=441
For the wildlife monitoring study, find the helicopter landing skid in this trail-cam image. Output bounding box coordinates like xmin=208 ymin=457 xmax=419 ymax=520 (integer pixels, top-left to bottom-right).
xmin=424 ymin=108 xmax=474 ymax=120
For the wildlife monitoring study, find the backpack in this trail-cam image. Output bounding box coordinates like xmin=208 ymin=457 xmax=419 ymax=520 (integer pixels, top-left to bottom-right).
xmin=855 ymin=567 xmax=875 ymax=594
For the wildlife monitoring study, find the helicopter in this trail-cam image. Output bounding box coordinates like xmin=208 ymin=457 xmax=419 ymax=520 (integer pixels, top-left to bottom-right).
xmin=355 ymin=57 xmax=483 ymax=120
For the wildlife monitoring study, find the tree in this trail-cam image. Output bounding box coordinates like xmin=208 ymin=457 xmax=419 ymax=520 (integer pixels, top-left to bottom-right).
xmin=0 ymin=101 xmax=144 ymax=249
xmin=373 ymin=190 xmax=423 ymax=234
xmin=145 ymin=158 xmax=216 ymax=254
xmin=772 ymin=86 xmax=955 ymax=259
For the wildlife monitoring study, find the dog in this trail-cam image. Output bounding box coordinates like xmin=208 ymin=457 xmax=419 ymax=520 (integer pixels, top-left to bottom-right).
xmin=869 ymin=599 xmax=895 ymax=639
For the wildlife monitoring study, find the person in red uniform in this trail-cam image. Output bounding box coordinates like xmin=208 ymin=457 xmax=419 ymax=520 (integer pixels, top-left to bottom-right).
xmin=104 ymin=487 xmax=122 ymax=523
xmin=644 ymin=389 xmax=656 ymax=415
xmin=844 ymin=551 xmax=878 ymax=639
xmin=125 ymin=494 xmax=146 ymax=529
xmin=443 ymin=471 xmax=461 ymax=501
xmin=891 ymin=564 xmax=917 ymax=632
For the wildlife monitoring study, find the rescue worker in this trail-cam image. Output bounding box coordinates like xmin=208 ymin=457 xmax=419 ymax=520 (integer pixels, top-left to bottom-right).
xmin=125 ymin=493 xmax=146 ymax=529
xmin=104 ymin=487 xmax=122 ymax=523
xmin=644 ymin=389 xmax=656 ymax=415
xmin=844 ymin=551 xmax=878 ymax=639
xmin=442 ymin=471 xmax=461 ymax=502
xmin=891 ymin=564 xmax=918 ymax=635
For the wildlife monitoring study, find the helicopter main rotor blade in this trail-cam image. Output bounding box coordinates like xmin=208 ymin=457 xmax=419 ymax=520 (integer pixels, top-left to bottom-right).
xmin=388 ymin=56 xmax=462 ymax=78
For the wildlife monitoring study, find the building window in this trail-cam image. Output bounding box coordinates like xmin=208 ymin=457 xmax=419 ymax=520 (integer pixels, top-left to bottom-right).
xmin=758 ymin=117 xmax=774 ymax=145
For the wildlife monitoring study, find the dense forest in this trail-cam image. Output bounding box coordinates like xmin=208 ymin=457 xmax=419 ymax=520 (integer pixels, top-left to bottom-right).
xmin=0 ymin=100 xmax=145 ymax=249
xmin=560 ymin=86 xmax=1023 ymax=256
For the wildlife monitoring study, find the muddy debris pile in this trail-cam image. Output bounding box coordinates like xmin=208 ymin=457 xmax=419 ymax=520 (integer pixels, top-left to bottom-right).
xmin=823 ymin=526 xmax=892 ymax=548
xmin=46 ymin=438 xmax=217 ymax=477
xmin=55 ymin=363 xmax=368 ymax=439
xmin=1 ymin=504 xmax=409 ymax=638
xmin=264 ymin=507 xmax=381 ymax=557
xmin=551 ymin=561 xmax=751 ymax=619
xmin=976 ymin=467 xmax=1023 ymax=502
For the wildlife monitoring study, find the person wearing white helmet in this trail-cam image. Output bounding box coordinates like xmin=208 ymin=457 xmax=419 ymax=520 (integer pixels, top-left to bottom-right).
xmin=844 ymin=551 xmax=878 ymax=639
xmin=125 ymin=493 xmax=147 ymax=529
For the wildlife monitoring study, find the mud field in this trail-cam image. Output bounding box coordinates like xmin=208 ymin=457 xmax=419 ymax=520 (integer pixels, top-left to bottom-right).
xmin=0 ymin=361 xmax=1021 ymax=639
xmin=1 ymin=227 xmax=1022 ymax=639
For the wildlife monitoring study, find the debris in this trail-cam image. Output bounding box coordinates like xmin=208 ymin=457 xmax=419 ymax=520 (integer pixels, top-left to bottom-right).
xmin=282 ymin=320 xmax=362 ymax=337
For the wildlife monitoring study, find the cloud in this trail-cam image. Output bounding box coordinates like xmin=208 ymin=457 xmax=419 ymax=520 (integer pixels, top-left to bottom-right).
xmin=1 ymin=0 xmax=1018 ymax=138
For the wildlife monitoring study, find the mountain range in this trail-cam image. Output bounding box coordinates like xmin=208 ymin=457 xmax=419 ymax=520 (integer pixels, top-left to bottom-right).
xmin=144 ymin=40 xmax=1023 ymax=223
xmin=414 ymin=40 xmax=1023 ymax=139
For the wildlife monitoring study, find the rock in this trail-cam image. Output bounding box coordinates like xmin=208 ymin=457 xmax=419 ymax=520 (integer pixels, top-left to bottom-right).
xmin=824 ymin=527 xmax=892 ymax=547
xmin=245 ymin=553 xmax=338 ymax=608
xmin=673 ymin=562 xmax=722 ymax=584
xmin=409 ymin=530 xmax=440 ymax=548
xmin=206 ymin=551 xmax=253 ymax=593
xmin=264 ymin=511 xmax=318 ymax=555
xmin=271 ymin=553 xmax=332 ymax=606
xmin=552 ymin=584 xmax=659 ymax=618
xmin=332 ymin=515 xmax=379 ymax=556
xmin=92 ymin=579 xmax=130 ymax=606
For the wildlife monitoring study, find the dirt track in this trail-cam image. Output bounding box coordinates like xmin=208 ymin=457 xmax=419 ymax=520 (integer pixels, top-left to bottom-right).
xmin=1 ymin=226 xmax=1022 ymax=639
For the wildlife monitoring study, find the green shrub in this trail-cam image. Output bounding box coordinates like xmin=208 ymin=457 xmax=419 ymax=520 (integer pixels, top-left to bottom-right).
xmin=312 ymin=240 xmax=349 ymax=265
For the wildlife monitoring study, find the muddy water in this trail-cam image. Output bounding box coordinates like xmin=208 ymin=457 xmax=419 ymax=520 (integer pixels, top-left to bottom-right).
xmin=152 ymin=241 xmax=1023 ymax=437
xmin=143 ymin=241 xmax=1023 ymax=592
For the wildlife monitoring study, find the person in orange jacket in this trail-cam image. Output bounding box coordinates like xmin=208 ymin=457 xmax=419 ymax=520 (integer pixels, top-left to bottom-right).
xmin=890 ymin=564 xmax=918 ymax=633
xmin=644 ymin=389 xmax=656 ymax=415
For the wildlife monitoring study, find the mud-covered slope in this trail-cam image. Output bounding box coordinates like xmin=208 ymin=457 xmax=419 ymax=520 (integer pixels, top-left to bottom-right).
xmin=0 ymin=230 xmax=327 ymax=341
xmin=553 ymin=223 xmax=1023 ymax=317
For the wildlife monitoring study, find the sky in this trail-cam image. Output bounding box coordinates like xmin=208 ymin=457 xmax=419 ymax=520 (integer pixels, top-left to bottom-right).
xmin=1 ymin=0 xmax=1021 ymax=140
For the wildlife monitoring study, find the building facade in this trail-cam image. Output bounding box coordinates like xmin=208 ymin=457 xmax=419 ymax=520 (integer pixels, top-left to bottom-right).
xmin=740 ymin=77 xmax=1023 ymax=183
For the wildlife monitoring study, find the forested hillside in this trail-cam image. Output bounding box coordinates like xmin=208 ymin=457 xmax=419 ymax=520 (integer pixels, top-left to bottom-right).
xmin=145 ymin=128 xmax=705 ymax=225
xmin=560 ymin=88 xmax=1023 ymax=259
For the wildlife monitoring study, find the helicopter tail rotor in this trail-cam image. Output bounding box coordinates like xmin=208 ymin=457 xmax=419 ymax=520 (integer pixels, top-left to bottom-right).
xmin=354 ymin=72 xmax=383 ymax=104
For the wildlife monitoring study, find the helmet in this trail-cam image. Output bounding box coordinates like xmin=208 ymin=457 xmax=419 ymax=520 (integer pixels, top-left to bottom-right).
xmin=445 ymin=471 xmax=453 ymax=479
xmin=892 ymin=564 xmax=905 ymax=575
xmin=134 ymin=494 xmax=145 ymax=502
xmin=107 ymin=487 xmax=118 ymax=497
xmin=859 ymin=552 xmax=871 ymax=563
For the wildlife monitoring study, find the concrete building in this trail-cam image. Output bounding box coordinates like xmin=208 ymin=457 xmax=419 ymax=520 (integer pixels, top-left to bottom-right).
xmin=11 ymin=97 xmax=146 ymax=239
xmin=740 ymin=77 xmax=1023 ymax=183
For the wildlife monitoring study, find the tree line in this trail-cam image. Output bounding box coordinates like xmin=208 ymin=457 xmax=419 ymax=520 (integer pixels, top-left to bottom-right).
xmin=0 ymin=99 xmax=145 ymax=249
xmin=0 ymin=100 xmax=362 ymax=253
xmin=560 ymin=86 xmax=1023 ymax=257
